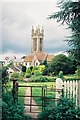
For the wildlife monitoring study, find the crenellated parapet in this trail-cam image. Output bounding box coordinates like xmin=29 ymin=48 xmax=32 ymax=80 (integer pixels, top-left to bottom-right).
xmin=31 ymin=25 xmax=44 ymax=36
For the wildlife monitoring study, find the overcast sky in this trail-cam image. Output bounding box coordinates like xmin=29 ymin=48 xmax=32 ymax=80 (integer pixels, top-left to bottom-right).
xmin=0 ymin=0 xmax=71 ymax=59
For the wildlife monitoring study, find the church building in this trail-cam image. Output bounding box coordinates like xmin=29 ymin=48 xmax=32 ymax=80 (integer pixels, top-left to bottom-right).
xmin=24 ymin=26 xmax=54 ymax=68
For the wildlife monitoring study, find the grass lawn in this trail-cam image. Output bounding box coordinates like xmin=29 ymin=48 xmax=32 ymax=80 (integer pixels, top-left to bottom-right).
xmin=64 ymin=74 xmax=78 ymax=79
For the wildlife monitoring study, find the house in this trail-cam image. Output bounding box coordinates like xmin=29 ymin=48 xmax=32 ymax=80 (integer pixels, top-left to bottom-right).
xmin=7 ymin=65 xmax=22 ymax=79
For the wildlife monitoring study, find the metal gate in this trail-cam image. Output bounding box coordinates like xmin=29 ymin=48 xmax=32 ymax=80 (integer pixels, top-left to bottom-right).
xmin=13 ymin=79 xmax=47 ymax=113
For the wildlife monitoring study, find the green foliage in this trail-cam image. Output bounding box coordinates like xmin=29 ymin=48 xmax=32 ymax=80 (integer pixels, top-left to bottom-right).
xmin=49 ymin=0 xmax=80 ymax=76
xmin=26 ymin=68 xmax=31 ymax=74
xmin=26 ymin=68 xmax=32 ymax=78
xmin=2 ymin=66 xmax=8 ymax=84
xmin=40 ymin=60 xmax=47 ymax=66
xmin=31 ymin=66 xmax=38 ymax=75
xmin=42 ymin=68 xmax=49 ymax=76
xmin=31 ymin=75 xmax=55 ymax=82
xmin=48 ymin=54 xmax=77 ymax=75
xmin=58 ymin=71 xmax=64 ymax=79
xmin=38 ymin=97 xmax=79 ymax=120
xmin=2 ymin=65 xmax=32 ymax=120
xmin=2 ymin=66 xmax=9 ymax=91
xmin=34 ymin=70 xmax=42 ymax=76
xmin=77 ymin=107 xmax=80 ymax=119
xmin=2 ymin=91 xmax=31 ymax=120
xmin=26 ymin=73 xmax=31 ymax=78
xmin=39 ymin=65 xmax=45 ymax=73
xmin=11 ymin=72 xmax=19 ymax=78
xmin=29 ymin=66 xmax=33 ymax=71
xmin=22 ymin=66 xmax=26 ymax=72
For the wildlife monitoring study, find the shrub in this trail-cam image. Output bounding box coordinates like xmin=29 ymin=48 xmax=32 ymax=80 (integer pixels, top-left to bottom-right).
xmin=11 ymin=72 xmax=19 ymax=78
xmin=22 ymin=66 xmax=26 ymax=72
xmin=39 ymin=65 xmax=45 ymax=73
xmin=77 ymin=107 xmax=80 ymax=119
xmin=31 ymin=75 xmax=56 ymax=82
xmin=31 ymin=75 xmax=47 ymax=82
xmin=26 ymin=73 xmax=31 ymax=78
xmin=26 ymin=68 xmax=31 ymax=74
xmin=34 ymin=70 xmax=42 ymax=76
xmin=38 ymin=97 xmax=78 ymax=120
xmin=2 ymin=91 xmax=32 ymax=120
xmin=59 ymin=71 xmax=64 ymax=79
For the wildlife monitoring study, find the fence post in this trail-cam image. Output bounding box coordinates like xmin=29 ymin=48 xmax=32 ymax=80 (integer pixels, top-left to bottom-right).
xmin=61 ymin=85 xmax=64 ymax=97
xmin=42 ymin=87 xmax=44 ymax=112
xmin=30 ymin=87 xmax=32 ymax=112
xmin=77 ymin=79 xmax=80 ymax=107
xmin=13 ymin=79 xmax=18 ymax=103
xmin=43 ymin=88 xmax=46 ymax=111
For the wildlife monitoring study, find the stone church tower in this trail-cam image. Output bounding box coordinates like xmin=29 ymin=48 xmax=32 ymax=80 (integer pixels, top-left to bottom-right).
xmin=31 ymin=26 xmax=44 ymax=53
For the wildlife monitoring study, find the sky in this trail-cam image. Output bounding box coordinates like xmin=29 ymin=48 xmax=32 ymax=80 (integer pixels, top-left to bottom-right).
xmin=0 ymin=0 xmax=71 ymax=60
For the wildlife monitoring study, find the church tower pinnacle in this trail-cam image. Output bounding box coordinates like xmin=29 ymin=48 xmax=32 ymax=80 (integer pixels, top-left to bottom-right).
xmin=31 ymin=26 xmax=44 ymax=53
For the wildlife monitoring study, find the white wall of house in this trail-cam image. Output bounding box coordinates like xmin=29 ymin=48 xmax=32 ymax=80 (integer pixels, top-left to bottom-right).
xmin=7 ymin=67 xmax=14 ymax=74
xmin=24 ymin=60 xmax=40 ymax=68
xmin=34 ymin=60 xmax=40 ymax=66
xmin=7 ymin=68 xmax=14 ymax=79
xmin=24 ymin=62 xmax=32 ymax=68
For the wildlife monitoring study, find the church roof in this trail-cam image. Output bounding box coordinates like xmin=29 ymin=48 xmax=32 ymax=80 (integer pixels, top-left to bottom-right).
xmin=35 ymin=52 xmax=47 ymax=61
xmin=24 ymin=54 xmax=34 ymax=62
xmin=24 ymin=52 xmax=54 ymax=62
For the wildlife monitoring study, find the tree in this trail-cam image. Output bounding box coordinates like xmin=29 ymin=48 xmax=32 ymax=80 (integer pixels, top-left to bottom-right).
xmin=48 ymin=54 xmax=77 ymax=75
xmin=2 ymin=66 xmax=9 ymax=91
xmin=49 ymin=0 xmax=80 ymax=77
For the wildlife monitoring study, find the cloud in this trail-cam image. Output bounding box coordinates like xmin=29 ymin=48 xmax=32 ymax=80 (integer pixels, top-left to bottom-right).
xmin=2 ymin=2 xmax=71 ymax=57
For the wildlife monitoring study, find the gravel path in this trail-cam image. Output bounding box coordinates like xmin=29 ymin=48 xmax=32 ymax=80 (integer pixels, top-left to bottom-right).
xmin=24 ymin=86 xmax=40 ymax=118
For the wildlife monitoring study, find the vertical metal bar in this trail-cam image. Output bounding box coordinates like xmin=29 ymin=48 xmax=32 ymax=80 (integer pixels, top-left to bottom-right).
xmin=13 ymin=80 xmax=17 ymax=103
xmin=13 ymin=80 xmax=15 ymax=102
xmin=62 ymin=88 xmax=64 ymax=97
xmin=44 ymin=88 xmax=46 ymax=111
xmin=30 ymin=87 xmax=32 ymax=112
xmin=46 ymin=86 xmax=47 ymax=96
xmin=42 ymin=87 xmax=43 ymax=112
xmin=15 ymin=81 xmax=18 ymax=102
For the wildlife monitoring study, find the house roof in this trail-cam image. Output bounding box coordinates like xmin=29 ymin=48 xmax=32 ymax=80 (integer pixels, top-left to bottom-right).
xmin=16 ymin=65 xmax=22 ymax=70
xmin=24 ymin=54 xmax=34 ymax=62
xmin=9 ymin=65 xmax=22 ymax=72
xmin=24 ymin=52 xmax=54 ymax=62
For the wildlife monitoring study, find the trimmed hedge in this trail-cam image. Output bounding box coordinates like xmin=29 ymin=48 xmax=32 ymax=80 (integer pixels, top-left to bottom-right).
xmin=31 ymin=75 xmax=56 ymax=82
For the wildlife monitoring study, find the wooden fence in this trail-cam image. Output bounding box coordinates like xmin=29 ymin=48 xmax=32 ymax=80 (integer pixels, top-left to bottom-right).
xmin=63 ymin=78 xmax=80 ymax=107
